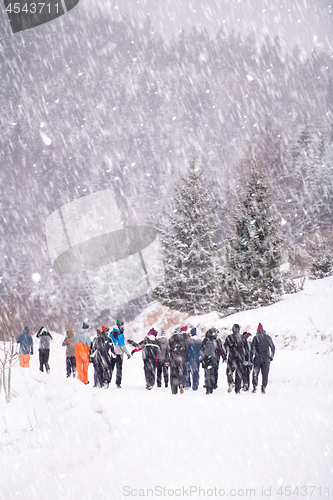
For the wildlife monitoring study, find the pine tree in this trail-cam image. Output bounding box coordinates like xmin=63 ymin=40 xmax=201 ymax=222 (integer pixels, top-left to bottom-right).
xmin=151 ymin=155 xmax=219 ymax=314
xmin=223 ymin=163 xmax=283 ymax=309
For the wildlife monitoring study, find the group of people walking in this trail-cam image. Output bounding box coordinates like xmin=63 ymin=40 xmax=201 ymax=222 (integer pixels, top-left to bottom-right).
xmin=15 ymin=320 xmax=275 ymax=395
xmin=127 ymin=322 xmax=275 ymax=395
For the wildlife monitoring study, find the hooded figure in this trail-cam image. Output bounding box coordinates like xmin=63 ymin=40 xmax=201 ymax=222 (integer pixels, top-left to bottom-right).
xmin=16 ymin=326 xmax=33 ymax=368
xmin=108 ymin=325 xmax=131 ymax=388
xmin=200 ymin=328 xmax=225 ymax=394
xmin=156 ymin=330 xmax=169 ymax=388
xmin=184 ymin=327 xmax=202 ymax=391
xmin=90 ymin=327 xmax=116 ymax=388
xmin=62 ymin=329 xmax=76 ymax=378
xmin=74 ymin=323 xmax=91 ymax=384
xmin=36 ymin=327 xmax=53 ymax=373
xmin=224 ymin=324 xmax=249 ymax=394
xmin=165 ymin=327 xmax=189 ymax=395
xmin=127 ymin=328 xmax=161 ymax=389
xmin=250 ymin=324 xmax=275 ymax=393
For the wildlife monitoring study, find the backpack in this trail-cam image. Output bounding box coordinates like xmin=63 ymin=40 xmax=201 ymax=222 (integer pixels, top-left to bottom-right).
xmin=170 ymin=334 xmax=186 ymax=358
xmin=204 ymin=339 xmax=217 ymax=359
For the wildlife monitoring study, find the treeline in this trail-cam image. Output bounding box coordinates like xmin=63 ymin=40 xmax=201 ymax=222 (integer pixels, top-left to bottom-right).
xmin=0 ymin=9 xmax=332 ymax=323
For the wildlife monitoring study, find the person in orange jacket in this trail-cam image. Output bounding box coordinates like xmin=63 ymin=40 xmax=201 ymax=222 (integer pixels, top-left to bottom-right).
xmin=74 ymin=322 xmax=92 ymax=384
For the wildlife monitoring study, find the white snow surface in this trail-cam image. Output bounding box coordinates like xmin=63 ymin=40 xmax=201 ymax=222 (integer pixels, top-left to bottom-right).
xmin=1 ymin=277 xmax=333 ymax=499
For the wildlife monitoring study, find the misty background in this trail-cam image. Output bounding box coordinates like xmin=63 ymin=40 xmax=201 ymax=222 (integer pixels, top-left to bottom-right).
xmin=0 ymin=0 xmax=332 ymax=332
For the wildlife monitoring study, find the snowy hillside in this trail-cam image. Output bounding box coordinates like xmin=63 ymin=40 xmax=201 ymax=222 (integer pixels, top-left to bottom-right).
xmin=127 ymin=276 xmax=333 ymax=353
xmin=1 ymin=277 xmax=332 ymax=500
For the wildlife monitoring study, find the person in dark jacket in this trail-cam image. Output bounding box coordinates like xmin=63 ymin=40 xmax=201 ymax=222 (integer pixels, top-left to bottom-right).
xmin=184 ymin=327 xmax=202 ymax=391
xmin=90 ymin=327 xmax=116 ymax=388
xmin=108 ymin=324 xmax=131 ymax=388
xmin=242 ymin=332 xmax=253 ymax=391
xmin=62 ymin=329 xmax=76 ymax=378
xmin=165 ymin=327 xmax=189 ymax=395
xmin=156 ymin=330 xmax=168 ymax=388
xmin=36 ymin=327 xmax=53 ymax=373
xmin=251 ymin=323 xmax=275 ymax=393
xmin=16 ymin=326 xmax=33 ymax=367
xmin=224 ymin=324 xmax=249 ymax=394
xmin=128 ymin=328 xmax=160 ymax=390
xmin=200 ymin=327 xmax=225 ymax=394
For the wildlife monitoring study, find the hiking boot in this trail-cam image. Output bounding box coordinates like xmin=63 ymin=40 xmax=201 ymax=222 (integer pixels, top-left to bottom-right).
xmin=116 ymin=385 xmax=121 ymax=389
xmin=179 ymin=384 xmax=184 ymax=394
xmin=227 ymin=382 xmax=235 ymax=393
xmin=252 ymin=386 xmax=257 ymax=393
xmin=261 ymin=386 xmax=266 ymax=394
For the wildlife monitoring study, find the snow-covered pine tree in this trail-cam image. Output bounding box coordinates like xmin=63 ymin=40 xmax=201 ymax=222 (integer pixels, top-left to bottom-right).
xmin=151 ymin=155 xmax=219 ymax=314
xmin=224 ymin=162 xmax=283 ymax=309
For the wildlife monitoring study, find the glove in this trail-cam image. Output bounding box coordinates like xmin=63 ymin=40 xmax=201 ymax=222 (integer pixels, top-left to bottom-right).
xmin=199 ymin=356 xmax=202 ymax=361
xmin=127 ymin=354 xmax=131 ymax=360
xmin=270 ymin=356 xmax=274 ymax=361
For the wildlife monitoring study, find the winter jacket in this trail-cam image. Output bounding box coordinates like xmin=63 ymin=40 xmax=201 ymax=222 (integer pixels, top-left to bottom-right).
xmin=36 ymin=327 xmax=53 ymax=350
xmin=185 ymin=334 xmax=202 ymax=363
xmin=200 ymin=329 xmax=225 ymax=367
xmin=109 ymin=331 xmax=130 ymax=357
xmin=128 ymin=334 xmax=160 ymax=360
xmin=165 ymin=333 xmax=188 ymax=367
xmin=157 ymin=335 xmax=168 ymax=361
xmin=74 ymin=328 xmax=91 ymax=348
xmin=251 ymin=329 xmax=275 ymax=363
xmin=224 ymin=332 xmax=248 ymax=365
xmin=16 ymin=327 xmax=34 ymax=355
xmin=243 ymin=338 xmax=253 ymax=366
xmin=62 ymin=329 xmax=75 ymax=357
xmin=90 ymin=331 xmax=116 ymax=363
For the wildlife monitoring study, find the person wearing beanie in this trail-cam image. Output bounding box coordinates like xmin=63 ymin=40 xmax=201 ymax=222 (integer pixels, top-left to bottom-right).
xmin=116 ymin=320 xmax=124 ymax=334
xmin=156 ymin=330 xmax=169 ymax=388
xmin=36 ymin=327 xmax=53 ymax=374
xmin=16 ymin=326 xmax=34 ymax=368
xmin=250 ymin=323 xmax=275 ymax=393
xmin=74 ymin=323 xmax=92 ymax=384
xmin=127 ymin=328 xmax=161 ymax=390
xmin=224 ymin=324 xmax=249 ymax=394
xmin=62 ymin=329 xmax=76 ymax=378
xmin=200 ymin=328 xmax=225 ymax=395
xmin=90 ymin=326 xmax=116 ymax=388
xmin=165 ymin=327 xmax=189 ymax=394
xmin=184 ymin=327 xmax=202 ymax=391
xmin=109 ymin=325 xmax=131 ymax=388
xmin=242 ymin=332 xmax=253 ymax=391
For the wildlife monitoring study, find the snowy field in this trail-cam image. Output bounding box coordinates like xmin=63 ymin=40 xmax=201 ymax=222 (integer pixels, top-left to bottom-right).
xmin=1 ymin=277 xmax=333 ymax=500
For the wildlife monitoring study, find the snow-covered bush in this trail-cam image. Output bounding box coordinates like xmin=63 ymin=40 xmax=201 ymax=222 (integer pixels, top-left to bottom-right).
xmin=309 ymin=253 xmax=333 ymax=280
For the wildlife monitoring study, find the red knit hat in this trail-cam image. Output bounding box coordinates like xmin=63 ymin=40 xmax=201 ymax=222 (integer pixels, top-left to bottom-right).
xmin=180 ymin=326 xmax=188 ymax=332
xmin=257 ymin=323 xmax=263 ymax=332
xmin=243 ymin=332 xmax=251 ymax=339
xmin=102 ymin=324 xmax=109 ymax=332
xmin=148 ymin=328 xmax=158 ymax=336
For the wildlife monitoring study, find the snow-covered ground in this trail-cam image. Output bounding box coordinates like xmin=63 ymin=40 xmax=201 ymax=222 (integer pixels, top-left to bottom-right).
xmin=1 ymin=277 xmax=333 ymax=500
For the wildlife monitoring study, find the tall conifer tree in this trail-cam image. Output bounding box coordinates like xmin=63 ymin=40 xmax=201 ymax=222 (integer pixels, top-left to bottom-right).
xmin=223 ymin=163 xmax=283 ymax=309
xmin=152 ymin=155 xmax=219 ymax=314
